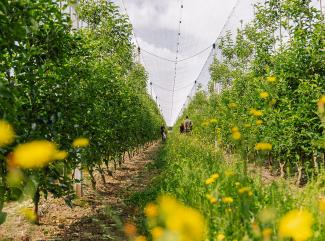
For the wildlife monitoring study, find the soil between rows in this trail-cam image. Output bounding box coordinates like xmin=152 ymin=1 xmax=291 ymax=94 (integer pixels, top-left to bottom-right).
xmin=0 ymin=142 xmax=161 ymax=241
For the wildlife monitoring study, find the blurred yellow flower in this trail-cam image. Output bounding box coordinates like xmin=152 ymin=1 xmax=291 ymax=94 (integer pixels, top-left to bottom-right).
xmin=13 ymin=140 xmax=58 ymax=169
xmin=124 ymin=223 xmax=137 ymax=237
xmin=158 ymin=195 xmax=206 ymax=241
xmin=0 ymin=120 xmax=15 ymax=147
xmin=250 ymin=108 xmax=263 ymax=117
xmin=239 ymin=187 xmax=251 ymax=194
xmin=255 ymin=143 xmax=272 ymax=151
xmin=319 ymin=197 xmax=325 ymax=213
xmin=232 ymin=131 xmax=241 ymax=141
xmin=266 ymin=76 xmax=276 ymax=83
xmin=318 ymin=95 xmax=325 ymax=113
xmin=72 ymin=137 xmax=89 ymax=148
xmin=231 ymin=127 xmax=239 ymax=133
xmin=262 ymin=228 xmax=272 ymax=240
xmin=279 ymin=210 xmax=313 ymax=241
xmin=205 ymin=173 xmax=219 ymax=185
xmin=151 ymin=227 xmax=164 ymax=239
xmin=206 ymin=194 xmax=217 ymax=204
xmin=259 ymin=91 xmax=269 ymax=99
xmin=54 ymin=150 xmax=68 ymax=160
xmin=145 ymin=203 xmax=158 ymax=218
xmin=20 ymin=208 xmax=37 ymax=223
xmin=256 ymin=120 xmax=264 ymax=126
xmin=222 ymin=197 xmax=234 ymax=204
xmin=134 ymin=236 xmax=147 ymax=241
xmin=217 ymin=233 xmax=225 ymax=240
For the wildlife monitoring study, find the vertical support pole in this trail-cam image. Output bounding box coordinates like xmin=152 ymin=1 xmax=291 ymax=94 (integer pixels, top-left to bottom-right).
xmin=74 ymin=166 xmax=83 ymax=197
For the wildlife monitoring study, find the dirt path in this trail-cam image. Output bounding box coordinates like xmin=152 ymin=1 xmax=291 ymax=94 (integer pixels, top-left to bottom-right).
xmin=0 ymin=142 xmax=160 ymax=241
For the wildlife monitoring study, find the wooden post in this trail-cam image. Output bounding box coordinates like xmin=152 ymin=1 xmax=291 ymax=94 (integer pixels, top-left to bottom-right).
xmin=74 ymin=166 xmax=83 ymax=197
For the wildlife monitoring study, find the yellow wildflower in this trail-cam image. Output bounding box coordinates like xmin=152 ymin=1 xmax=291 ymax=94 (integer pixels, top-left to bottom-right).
xmin=222 ymin=197 xmax=234 ymax=204
xmin=255 ymin=143 xmax=272 ymax=151
xmin=266 ymin=76 xmax=276 ymax=83
xmin=205 ymin=173 xmax=219 ymax=185
xmin=134 ymin=236 xmax=147 ymax=241
xmin=123 ymin=223 xmax=137 ymax=237
xmin=20 ymin=208 xmax=37 ymax=223
xmin=211 ymin=173 xmax=220 ymax=179
xmin=205 ymin=177 xmax=215 ymax=185
xmin=232 ymin=131 xmax=241 ymax=141
xmin=256 ymin=120 xmax=264 ymax=126
xmin=217 ymin=233 xmax=225 ymax=241
xmin=159 ymin=195 xmax=206 ymax=241
xmin=13 ymin=140 xmax=58 ymax=169
xmin=151 ymin=227 xmax=164 ymax=239
xmin=54 ymin=150 xmax=68 ymax=160
xmin=260 ymin=91 xmax=269 ymax=99
xmin=279 ymin=210 xmax=313 ymax=241
xmin=144 ymin=203 xmax=158 ymax=218
xmin=72 ymin=137 xmax=89 ymax=148
xmin=250 ymin=108 xmax=263 ymax=117
xmin=319 ymin=197 xmax=325 ymax=213
xmin=262 ymin=228 xmax=272 ymax=240
xmin=206 ymin=194 xmax=217 ymax=204
xmin=318 ymin=95 xmax=325 ymax=113
xmin=238 ymin=187 xmax=251 ymax=194
xmin=0 ymin=120 xmax=15 ymax=147
xmin=231 ymin=127 xmax=239 ymax=133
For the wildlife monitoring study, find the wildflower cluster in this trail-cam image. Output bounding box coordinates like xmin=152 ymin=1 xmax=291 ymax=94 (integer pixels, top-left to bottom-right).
xmin=144 ymin=196 xmax=206 ymax=241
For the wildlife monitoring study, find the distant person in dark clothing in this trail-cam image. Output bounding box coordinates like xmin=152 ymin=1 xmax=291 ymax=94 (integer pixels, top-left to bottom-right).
xmin=160 ymin=125 xmax=167 ymax=142
xmin=184 ymin=116 xmax=192 ymax=133
xmin=180 ymin=123 xmax=185 ymax=133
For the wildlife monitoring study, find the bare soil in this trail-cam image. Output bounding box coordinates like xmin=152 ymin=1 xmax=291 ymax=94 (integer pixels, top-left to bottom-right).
xmin=0 ymin=142 xmax=160 ymax=241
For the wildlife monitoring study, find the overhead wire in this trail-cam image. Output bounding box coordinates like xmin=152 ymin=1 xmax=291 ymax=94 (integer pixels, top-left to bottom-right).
xmin=170 ymin=0 xmax=184 ymax=121
xmin=178 ymin=0 xmax=242 ymax=118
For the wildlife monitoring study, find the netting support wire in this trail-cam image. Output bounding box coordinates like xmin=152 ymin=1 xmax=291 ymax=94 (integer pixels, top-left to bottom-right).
xmin=178 ymin=45 xmax=214 ymax=118
xmin=170 ymin=0 xmax=184 ymax=122
xmin=142 ymin=45 xmax=212 ymax=63
xmin=120 ymin=0 xmax=159 ymax=104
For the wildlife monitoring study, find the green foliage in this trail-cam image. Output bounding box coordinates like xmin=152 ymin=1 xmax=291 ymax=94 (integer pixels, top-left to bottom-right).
xmin=0 ymin=0 xmax=163 ymax=223
xmin=206 ymin=0 xmax=324 ymax=172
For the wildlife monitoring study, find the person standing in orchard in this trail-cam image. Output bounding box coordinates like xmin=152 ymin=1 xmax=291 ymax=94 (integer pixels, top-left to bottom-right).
xmin=160 ymin=125 xmax=167 ymax=142
xmin=184 ymin=116 xmax=193 ymax=133
xmin=180 ymin=122 xmax=185 ymax=133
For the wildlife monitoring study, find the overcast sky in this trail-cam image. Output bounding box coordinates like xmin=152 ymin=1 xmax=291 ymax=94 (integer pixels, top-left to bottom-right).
xmin=111 ymin=0 xmax=322 ymax=126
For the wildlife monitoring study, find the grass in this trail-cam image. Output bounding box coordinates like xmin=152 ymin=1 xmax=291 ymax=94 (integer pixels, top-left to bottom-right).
xmin=128 ymin=133 xmax=325 ymax=240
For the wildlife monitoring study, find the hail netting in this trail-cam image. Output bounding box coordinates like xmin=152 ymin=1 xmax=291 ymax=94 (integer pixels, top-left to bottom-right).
xmin=111 ymin=0 xmax=323 ymax=126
